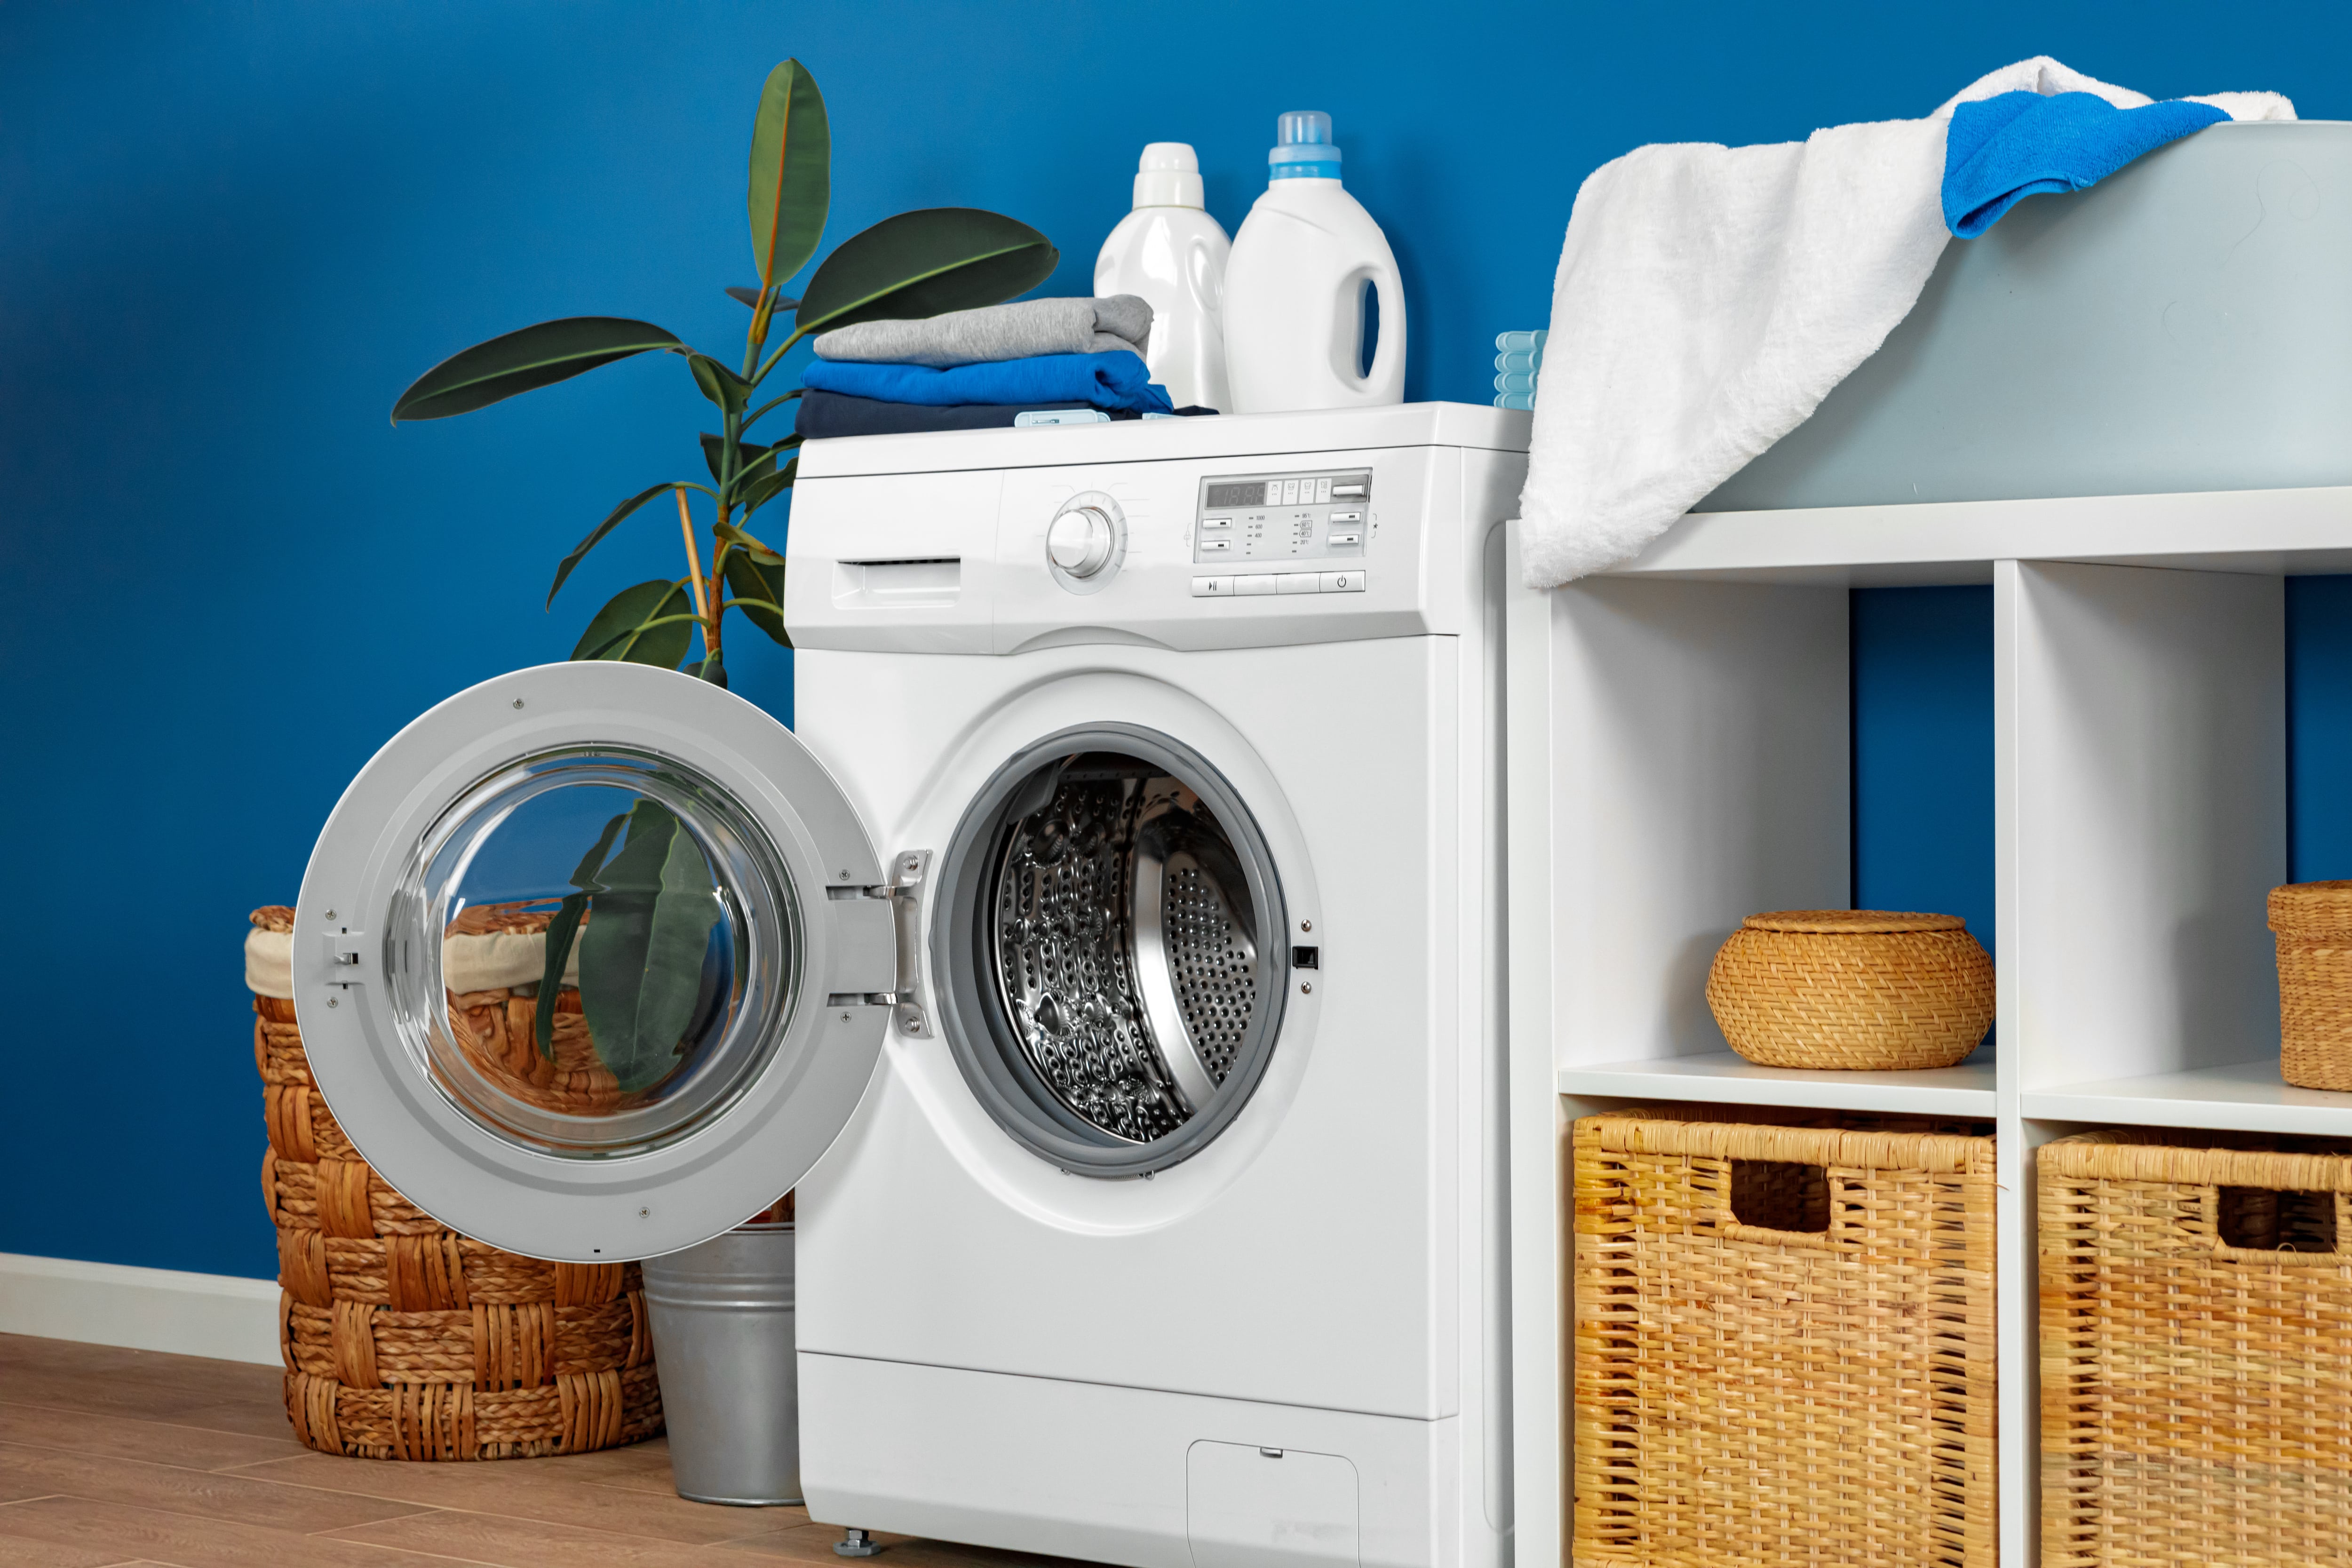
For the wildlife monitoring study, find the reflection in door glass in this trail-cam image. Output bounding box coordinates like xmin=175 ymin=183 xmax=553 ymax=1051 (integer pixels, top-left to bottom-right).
xmin=390 ymin=748 xmax=795 ymax=1157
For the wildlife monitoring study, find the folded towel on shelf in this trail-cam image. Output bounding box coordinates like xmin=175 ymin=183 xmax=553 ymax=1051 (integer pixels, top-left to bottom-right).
xmin=814 ymin=295 xmax=1153 ymax=367
xmin=1942 ymin=92 xmax=2226 ymax=237
xmin=796 ymin=391 xmax=1125 ymax=438
xmin=1515 ymin=56 xmax=2294 ymax=589
xmin=801 ymin=350 xmax=1176 ymax=414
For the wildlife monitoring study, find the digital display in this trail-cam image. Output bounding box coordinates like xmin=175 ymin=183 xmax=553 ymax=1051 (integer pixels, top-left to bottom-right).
xmin=1205 ymin=482 xmax=1265 ymax=509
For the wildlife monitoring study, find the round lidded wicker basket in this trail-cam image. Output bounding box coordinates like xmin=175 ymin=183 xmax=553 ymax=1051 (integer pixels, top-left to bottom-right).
xmin=2270 ymin=881 xmax=2352 ymax=1090
xmin=1705 ymin=909 xmax=1994 ymax=1071
xmin=249 ymin=905 xmax=664 ymax=1460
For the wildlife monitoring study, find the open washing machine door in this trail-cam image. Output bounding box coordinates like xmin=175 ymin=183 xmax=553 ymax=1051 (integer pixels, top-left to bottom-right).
xmin=293 ymin=662 xmax=897 ymax=1263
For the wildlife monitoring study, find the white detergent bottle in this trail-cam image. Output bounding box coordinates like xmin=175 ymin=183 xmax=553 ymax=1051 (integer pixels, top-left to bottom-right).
xmin=1222 ymin=111 xmax=1406 ymax=413
xmin=1094 ymin=143 xmax=1232 ymax=412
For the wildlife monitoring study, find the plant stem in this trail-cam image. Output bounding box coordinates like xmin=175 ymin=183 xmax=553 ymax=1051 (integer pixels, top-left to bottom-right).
xmin=674 ymin=486 xmax=712 ymax=653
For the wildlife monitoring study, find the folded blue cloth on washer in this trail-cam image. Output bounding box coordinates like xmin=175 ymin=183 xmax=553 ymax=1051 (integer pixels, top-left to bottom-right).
xmin=1942 ymin=90 xmax=2228 ymax=237
xmin=798 ymin=350 xmax=1175 ymax=414
xmin=796 ymin=391 xmax=1124 ymax=438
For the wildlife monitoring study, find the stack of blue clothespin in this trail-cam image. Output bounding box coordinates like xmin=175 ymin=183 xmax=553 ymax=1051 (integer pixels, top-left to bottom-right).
xmin=1493 ymin=329 xmax=1545 ymax=411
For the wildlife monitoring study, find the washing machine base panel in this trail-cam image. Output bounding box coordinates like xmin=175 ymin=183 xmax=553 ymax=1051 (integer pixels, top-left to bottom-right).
xmin=799 ymin=1352 xmax=1482 ymax=1568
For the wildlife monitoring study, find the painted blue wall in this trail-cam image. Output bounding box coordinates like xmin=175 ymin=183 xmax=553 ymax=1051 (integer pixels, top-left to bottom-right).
xmin=8 ymin=1 xmax=2352 ymax=1279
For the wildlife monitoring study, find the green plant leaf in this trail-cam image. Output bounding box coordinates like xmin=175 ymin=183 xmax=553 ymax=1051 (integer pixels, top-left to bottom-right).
xmin=723 ymin=551 xmax=790 ymax=646
xmin=741 ymin=455 xmax=797 ymax=517
xmin=715 ymin=517 xmax=783 ymax=564
xmin=573 ymin=580 xmax=694 ymax=668
xmin=687 ymin=353 xmax=751 ymax=415
xmin=747 ymin=59 xmax=830 ymax=291
xmin=701 ymin=432 xmax=772 ymax=486
xmin=391 ymin=318 xmax=684 ymax=422
xmin=548 ymin=484 xmax=678 ymax=608
xmin=576 ymin=801 xmax=724 ymax=1092
xmin=795 ymin=209 xmax=1057 ymax=336
xmin=535 ymin=810 xmax=631 ymax=1059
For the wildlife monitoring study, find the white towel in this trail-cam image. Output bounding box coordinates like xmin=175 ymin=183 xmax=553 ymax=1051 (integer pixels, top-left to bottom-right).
xmin=1516 ymin=58 xmax=2295 ymax=588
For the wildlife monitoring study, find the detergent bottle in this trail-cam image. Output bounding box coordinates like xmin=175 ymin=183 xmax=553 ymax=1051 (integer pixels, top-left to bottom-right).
xmin=1221 ymin=111 xmax=1406 ymax=413
xmin=1094 ymin=143 xmax=1232 ymax=412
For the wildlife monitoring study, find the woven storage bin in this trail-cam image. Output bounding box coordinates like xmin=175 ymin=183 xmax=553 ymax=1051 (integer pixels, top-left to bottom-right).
xmin=250 ymin=906 xmax=664 ymax=1460
xmin=2040 ymin=1129 xmax=2352 ymax=1566
xmin=1573 ymin=1108 xmax=1998 ymax=1568
xmin=2270 ymin=880 xmax=2352 ymax=1090
xmin=1705 ymin=908 xmax=1994 ymax=1070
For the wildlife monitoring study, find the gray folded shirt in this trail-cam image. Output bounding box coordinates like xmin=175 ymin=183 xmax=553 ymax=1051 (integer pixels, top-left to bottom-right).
xmin=813 ymin=294 xmax=1153 ymax=368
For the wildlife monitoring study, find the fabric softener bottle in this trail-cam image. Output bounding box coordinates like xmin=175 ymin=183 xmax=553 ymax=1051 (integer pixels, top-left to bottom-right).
xmin=1095 ymin=143 xmax=1232 ymax=413
xmin=1222 ymin=111 xmax=1406 ymax=413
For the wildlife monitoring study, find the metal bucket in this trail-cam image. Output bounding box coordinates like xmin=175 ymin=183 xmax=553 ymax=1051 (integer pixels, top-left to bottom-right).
xmin=640 ymin=1222 xmax=801 ymax=1505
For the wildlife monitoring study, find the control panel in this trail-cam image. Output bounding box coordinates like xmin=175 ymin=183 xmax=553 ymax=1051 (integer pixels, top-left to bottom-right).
xmin=1191 ymin=468 xmax=1373 ymax=597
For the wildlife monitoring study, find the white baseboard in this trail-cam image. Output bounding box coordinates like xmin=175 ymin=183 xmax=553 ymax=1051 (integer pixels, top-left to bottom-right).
xmin=0 ymin=1252 xmax=280 ymax=1367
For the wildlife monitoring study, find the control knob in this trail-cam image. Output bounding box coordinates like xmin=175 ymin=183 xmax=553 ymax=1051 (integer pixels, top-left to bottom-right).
xmin=1047 ymin=506 xmax=1116 ymax=579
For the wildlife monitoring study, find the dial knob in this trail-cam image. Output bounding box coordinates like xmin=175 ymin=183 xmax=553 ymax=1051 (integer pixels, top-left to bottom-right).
xmin=1047 ymin=506 xmax=1116 ymax=578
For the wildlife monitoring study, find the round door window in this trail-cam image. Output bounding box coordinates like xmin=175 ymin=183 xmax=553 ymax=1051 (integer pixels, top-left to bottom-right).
xmin=933 ymin=725 xmax=1289 ymax=1175
xmin=386 ymin=746 xmax=798 ymax=1159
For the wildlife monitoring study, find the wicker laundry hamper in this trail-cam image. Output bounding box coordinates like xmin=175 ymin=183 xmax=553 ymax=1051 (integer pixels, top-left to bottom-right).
xmin=2040 ymin=1130 xmax=2352 ymax=1567
xmin=249 ymin=906 xmax=664 ymax=1460
xmin=1573 ymin=1106 xmax=1998 ymax=1568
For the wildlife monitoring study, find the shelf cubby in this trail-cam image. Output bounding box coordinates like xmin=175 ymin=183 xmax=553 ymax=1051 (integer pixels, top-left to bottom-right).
xmin=1506 ymin=487 xmax=2352 ymax=1568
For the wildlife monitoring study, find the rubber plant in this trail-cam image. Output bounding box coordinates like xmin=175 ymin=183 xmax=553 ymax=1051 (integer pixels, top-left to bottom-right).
xmin=393 ymin=59 xmax=1057 ymax=1086
xmin=390 ymin=57 xmax=1057 ymax=687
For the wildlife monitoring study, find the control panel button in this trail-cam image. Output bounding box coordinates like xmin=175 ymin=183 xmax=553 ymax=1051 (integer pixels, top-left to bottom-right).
xmin=1277 ymin=573 xmax=1319 ymax=595
xmin=1201 ymin=516 xmax=1232 ymax=529
xmin=1331 ymin=482 xmax=1367 ymax=499
xmin=1199 ymin=537 xmax=1232 ymax=552
xmin=1192 ymin=575 xmax=1234 ymax=597
xmin=1319 ymin=570 xmax=1367 ymax=594
xmin=1315 ymin=478 xmax=1333 ymax=503
xmin=1327 ymin=530 xmax=1362 ymax=547
xmin=1235 ymin=574 xmax=1278 ymax=596
xmin=1328 ymin=509 xmax=1363 ymax=523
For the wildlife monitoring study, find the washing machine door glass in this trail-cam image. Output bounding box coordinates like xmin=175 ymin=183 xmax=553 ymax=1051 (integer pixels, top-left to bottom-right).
xmin=294 ymin=663 xmax=892 ymax=1262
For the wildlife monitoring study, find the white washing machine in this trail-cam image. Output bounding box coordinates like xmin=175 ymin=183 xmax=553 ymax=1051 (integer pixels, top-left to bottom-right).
xmin=292 ymin=403 xmax=1529 ymax=1568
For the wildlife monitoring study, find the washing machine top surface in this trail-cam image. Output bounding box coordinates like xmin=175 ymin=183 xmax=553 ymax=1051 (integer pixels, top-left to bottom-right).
xmin=793 ymin=401 xmax=1529 ymax=481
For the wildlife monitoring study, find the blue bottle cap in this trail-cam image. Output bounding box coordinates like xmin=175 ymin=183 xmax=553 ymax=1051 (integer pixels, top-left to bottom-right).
xmin=1269 ymin=110 xmax=1343 ymax=182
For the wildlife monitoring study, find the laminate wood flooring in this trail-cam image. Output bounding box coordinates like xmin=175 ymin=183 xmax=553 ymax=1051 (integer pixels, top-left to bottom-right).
xmin=0 ymin=1335 xmax=1089 ymax=1568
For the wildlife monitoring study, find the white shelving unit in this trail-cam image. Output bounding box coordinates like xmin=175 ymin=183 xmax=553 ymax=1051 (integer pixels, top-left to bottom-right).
xmin=1505 ymin=487 xmax=2352 ymax=1568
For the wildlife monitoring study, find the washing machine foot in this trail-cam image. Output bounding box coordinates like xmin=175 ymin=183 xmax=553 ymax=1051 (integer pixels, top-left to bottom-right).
xmin=835 ymin=1528 xmax=882 ymax=1557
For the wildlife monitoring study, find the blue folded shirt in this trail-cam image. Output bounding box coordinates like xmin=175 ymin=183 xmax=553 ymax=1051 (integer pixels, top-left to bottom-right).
xmin=1943 ymin=90 xmax=2228 ymax=238
xmin=800 ymin=350 xmax=1175 ymax=414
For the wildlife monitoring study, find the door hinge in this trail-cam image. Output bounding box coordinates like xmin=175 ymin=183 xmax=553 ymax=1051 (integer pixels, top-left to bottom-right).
xmin=884 ymin=850 xmax=932 ymax=1037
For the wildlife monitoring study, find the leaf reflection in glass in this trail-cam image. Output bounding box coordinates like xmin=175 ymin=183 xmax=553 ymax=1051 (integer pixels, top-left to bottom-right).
xmin=574 ymin=800 xmax=724 ymax=1093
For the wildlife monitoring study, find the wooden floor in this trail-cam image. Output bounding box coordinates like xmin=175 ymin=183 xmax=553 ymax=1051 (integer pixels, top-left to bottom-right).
xmin=0 ymin=1333 xmax=1079 ymax=1568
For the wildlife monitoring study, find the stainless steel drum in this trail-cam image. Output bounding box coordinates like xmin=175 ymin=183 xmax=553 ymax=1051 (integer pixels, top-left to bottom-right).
xmin=936 ymin=729 xmax=1289 ymax=1175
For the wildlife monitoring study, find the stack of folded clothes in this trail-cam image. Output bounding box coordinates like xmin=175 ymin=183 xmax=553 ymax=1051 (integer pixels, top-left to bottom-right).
xmin=796 ymin=295 xmax=1208 ymax=438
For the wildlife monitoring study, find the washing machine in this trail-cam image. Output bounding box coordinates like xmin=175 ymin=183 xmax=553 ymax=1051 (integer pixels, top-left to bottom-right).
xmin=292 ymin=402 xmax=1530 ymax=1568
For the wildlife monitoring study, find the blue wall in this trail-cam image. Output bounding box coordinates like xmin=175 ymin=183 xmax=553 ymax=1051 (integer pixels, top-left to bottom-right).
xmin=9 ymin=1 xmax=2352 ymax=1279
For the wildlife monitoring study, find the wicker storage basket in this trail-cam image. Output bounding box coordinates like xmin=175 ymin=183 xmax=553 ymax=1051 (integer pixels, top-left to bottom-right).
xmin=1705 ymin=908 xmax=1994 ymax=1070
xmin=250 ymin=906 xmax=663 ymax=1460
xmin=2270 ymin=881 xmax=2352 ymax=1090
xmin=2040 ymin=1129 xmax=2352 ymax=1566
xmin=1573 ymin=1108 xmax=1998 ymax=1568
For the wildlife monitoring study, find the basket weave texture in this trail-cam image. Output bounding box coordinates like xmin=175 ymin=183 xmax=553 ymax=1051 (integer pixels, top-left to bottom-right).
xmin=251 ymin=906 xmax=663 ymax=1460
xmin=1573 ymin=1108 xmax=1998 ymax=1568
xmin=2270 ymin=881 xmax=2352 ymax=1090
xmin=1705 ymin=909 xmax=1994 ymax=1070
xmin=2040 ymin=1130 xmax=2352 ymax=1566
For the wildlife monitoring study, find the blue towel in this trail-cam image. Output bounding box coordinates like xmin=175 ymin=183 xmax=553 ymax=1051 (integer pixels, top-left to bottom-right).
xmin=1943 ymin=90 xmax=2227 ymax=238
xmin=800 ymin=350 xmax=1175 ymax=414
